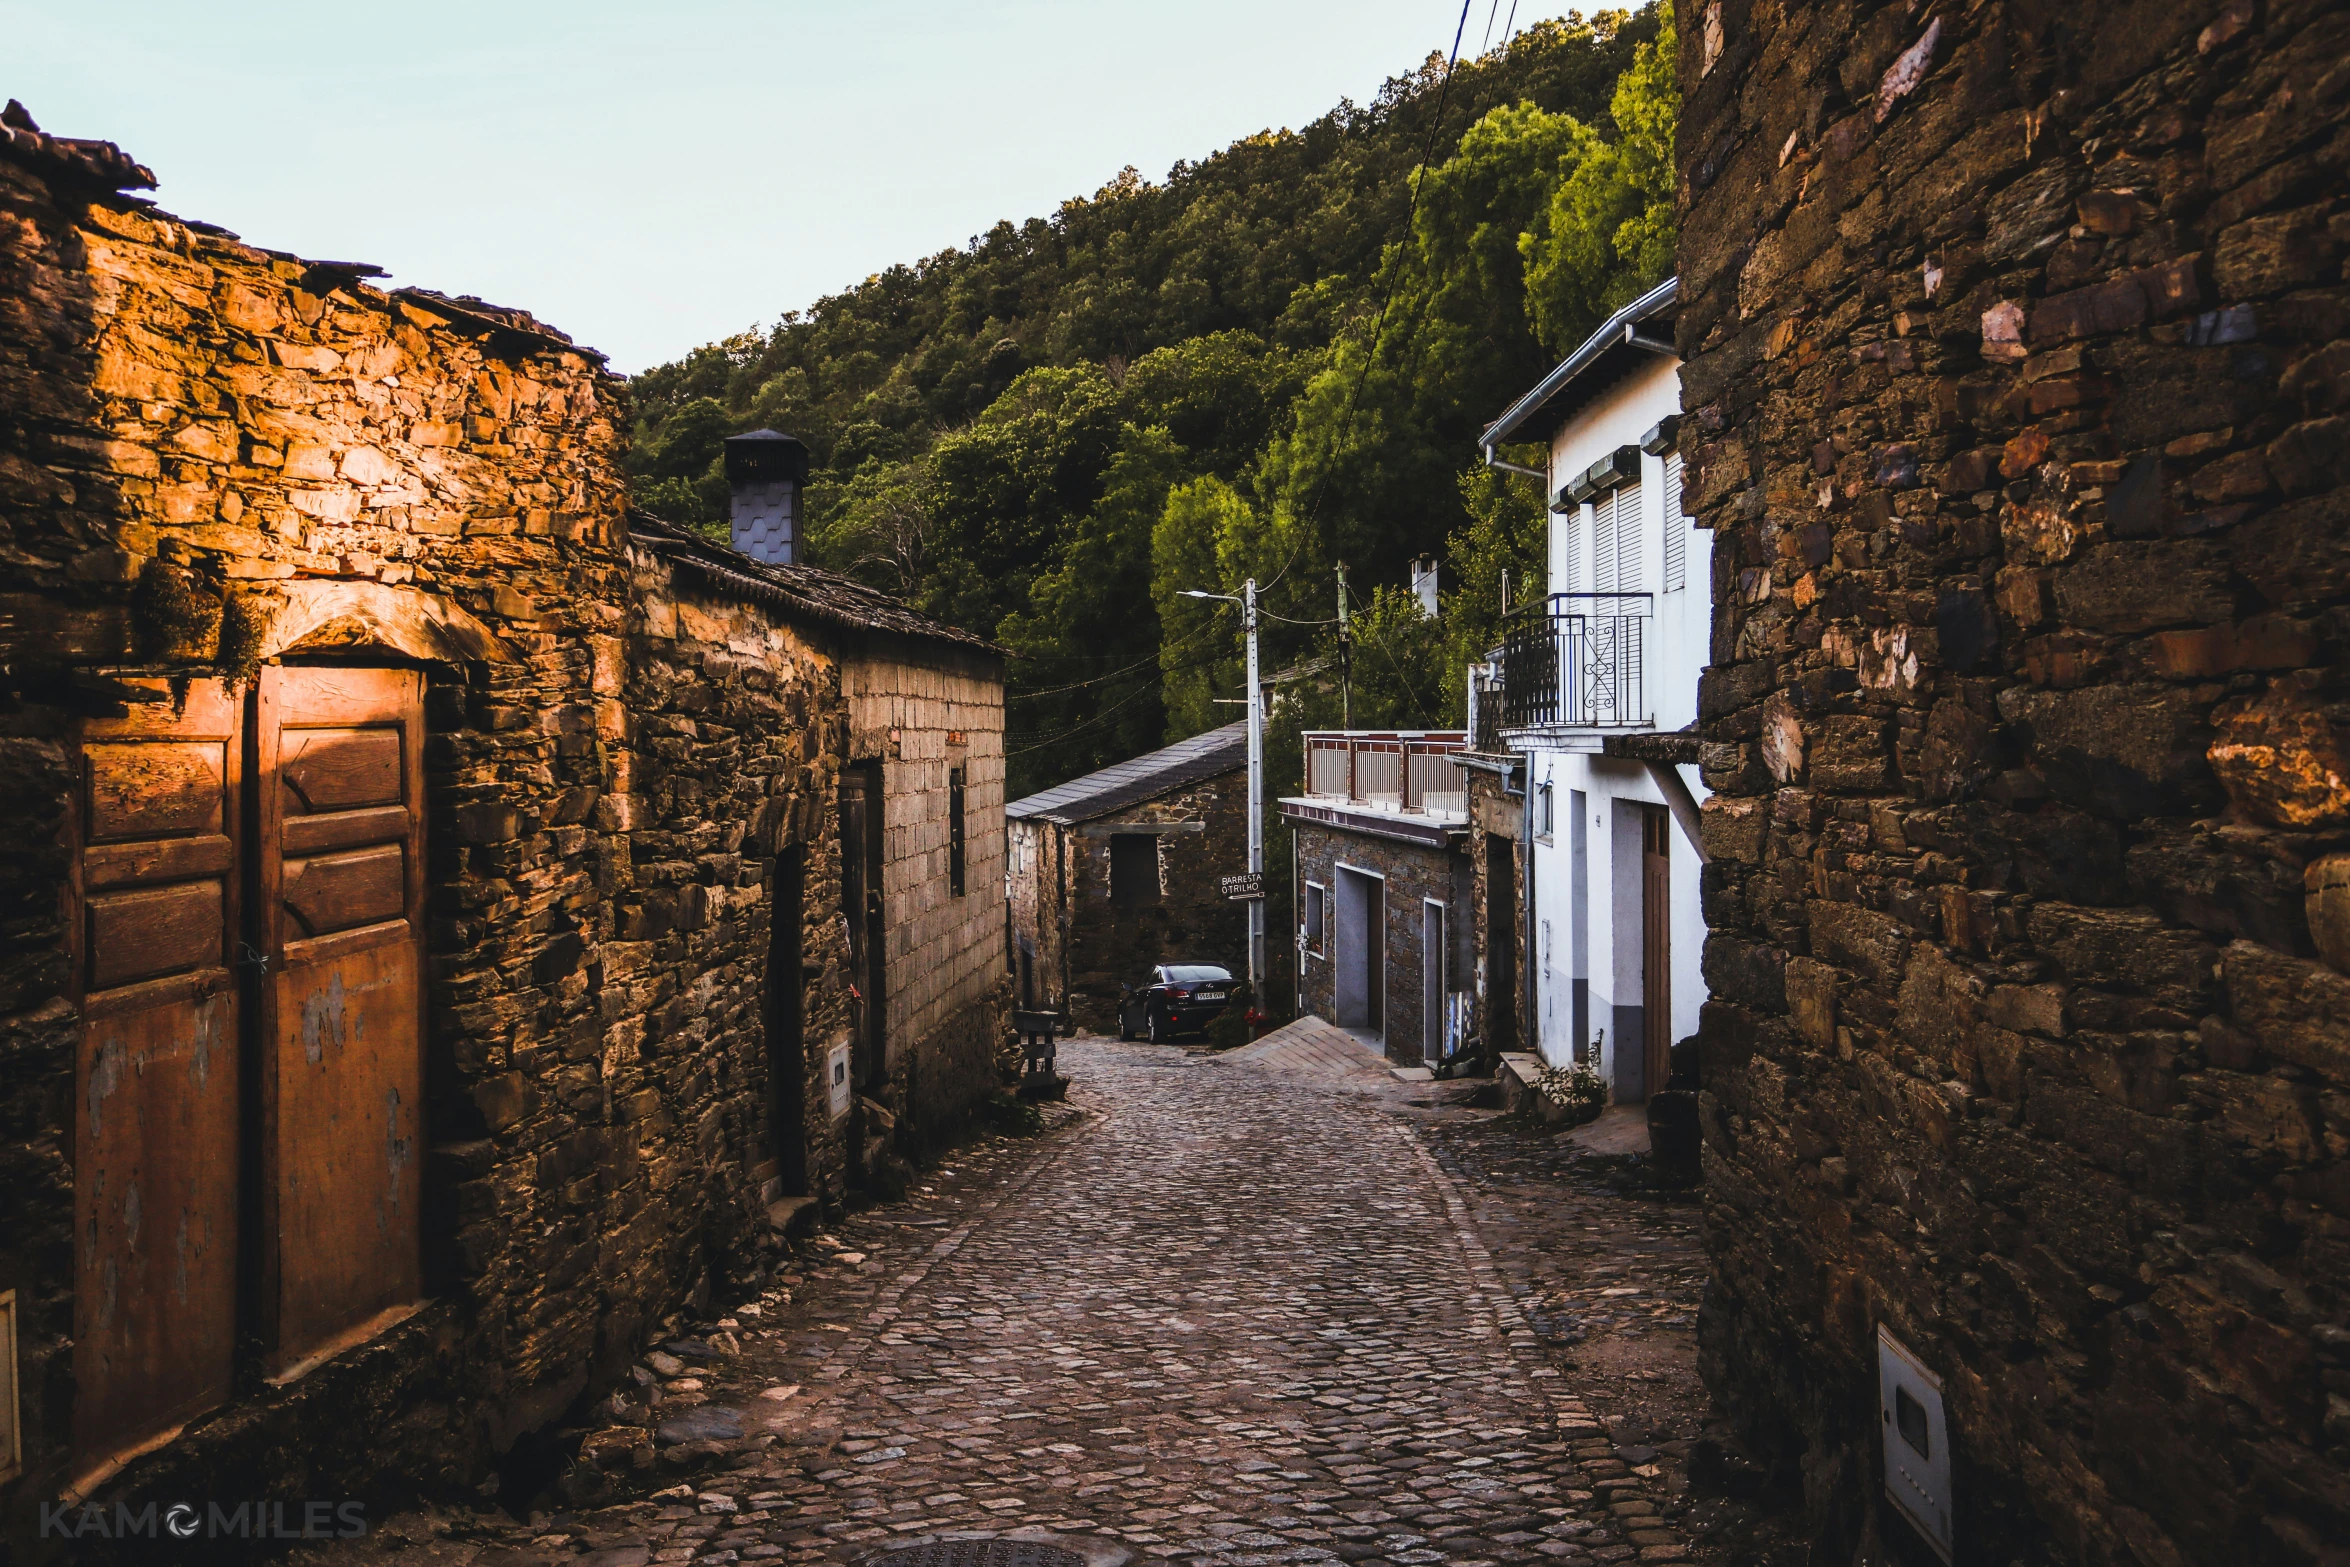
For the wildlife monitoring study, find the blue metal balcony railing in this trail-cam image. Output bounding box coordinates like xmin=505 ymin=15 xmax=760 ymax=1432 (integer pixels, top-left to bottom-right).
xmin=1500 ymin=592 xmax=1652 ymax=731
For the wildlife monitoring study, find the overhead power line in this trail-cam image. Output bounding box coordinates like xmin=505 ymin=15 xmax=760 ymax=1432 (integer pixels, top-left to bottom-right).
xmin=1005 ymin=604 xmax=1232 ymax=701
xmin=1257 ymin=0 xmax=1478 ymax=609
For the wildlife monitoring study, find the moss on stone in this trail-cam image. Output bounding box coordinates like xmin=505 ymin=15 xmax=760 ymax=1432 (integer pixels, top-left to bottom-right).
xmin=131 ymin=558 xmax=222 ymax=663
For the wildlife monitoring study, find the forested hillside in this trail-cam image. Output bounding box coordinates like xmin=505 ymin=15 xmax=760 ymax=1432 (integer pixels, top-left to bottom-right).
xmin=627 ymin=6 xmax=1676 ymax=796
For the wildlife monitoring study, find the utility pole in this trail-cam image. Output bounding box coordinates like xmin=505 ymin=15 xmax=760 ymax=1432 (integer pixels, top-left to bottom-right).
xmin=1243 ymin=577 xmax=1264 ymax=993
xmin=1336 ymin=562 xmax=1351 ymax=730
xmin=1179 ymin=581 xmax=1266 ymax=994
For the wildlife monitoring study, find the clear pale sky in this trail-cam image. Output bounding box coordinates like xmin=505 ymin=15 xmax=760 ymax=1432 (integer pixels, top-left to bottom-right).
xmin=6 ymin=1 xmax=1538 ymax=374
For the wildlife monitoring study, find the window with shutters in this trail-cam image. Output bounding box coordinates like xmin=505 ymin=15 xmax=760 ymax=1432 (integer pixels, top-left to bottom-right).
xmin=1613 ymin=480 xmax=1644 ymax=592
xmin=1556 ymin=504 xmax=1583 ymax=594
xmin=1663 ymin=454 xmax=1687 ymax=593
xmin=1591 ymin=488 xmax=1617 ymax=593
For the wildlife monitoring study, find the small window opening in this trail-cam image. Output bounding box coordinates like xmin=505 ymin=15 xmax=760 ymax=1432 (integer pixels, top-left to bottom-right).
xmin=948 ymin=767 xmax=967 ymax=897
xmin=1109 ymin=833 xmax=1160 ymax=908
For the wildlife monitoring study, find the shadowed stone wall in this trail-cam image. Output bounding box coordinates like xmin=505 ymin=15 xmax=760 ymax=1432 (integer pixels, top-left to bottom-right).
xmin=1676 ymin=1 xmax=2350 ymax=1559
xmin=0 ymin=110 xmax=1002 ymax=1550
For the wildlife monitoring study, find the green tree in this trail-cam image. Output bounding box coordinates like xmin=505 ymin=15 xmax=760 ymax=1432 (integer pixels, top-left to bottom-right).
xmin=1440 ymin=464 xmax=1548 ymax=708
xmin=997 ymin=423 xmax=1187 ymax=784
xmin=1522 ymin=4 xmax=1678 ymax=354
xmin=1150 ymin=477 xmax=1251 ymax=739
xmin=621 ymin=7 xmax=1680 ymax=813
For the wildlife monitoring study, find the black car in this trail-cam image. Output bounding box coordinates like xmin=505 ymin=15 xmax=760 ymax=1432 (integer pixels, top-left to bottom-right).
xmin=1118 ymin=964 xmax=1237 ymax=1043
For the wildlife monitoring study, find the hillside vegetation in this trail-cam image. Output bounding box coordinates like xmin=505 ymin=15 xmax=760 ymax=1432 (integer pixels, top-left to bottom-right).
xmin=627 ymin=6 xmax=1677 ymax=796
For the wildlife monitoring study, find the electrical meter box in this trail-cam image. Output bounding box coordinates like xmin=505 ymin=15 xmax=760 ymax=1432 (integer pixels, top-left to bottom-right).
xmin=1877 ymin=1324 xmax=1953 ymax=1562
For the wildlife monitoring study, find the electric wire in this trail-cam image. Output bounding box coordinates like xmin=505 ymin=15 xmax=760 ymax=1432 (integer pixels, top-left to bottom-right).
xmin=1253 ymin=0 xmax=1478 ymax=611
xmin=1004 ymin=604 xmax=1231 ymax=701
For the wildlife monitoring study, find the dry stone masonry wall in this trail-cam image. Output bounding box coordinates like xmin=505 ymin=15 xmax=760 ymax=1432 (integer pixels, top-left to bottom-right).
xmin=846 ymin=645 xmax=1011 ymax=1131
xmin=1677 ymin=1 xmax=2350 ymax=1560
xmin=0 ymin=111 xmax=1004 ymax=1539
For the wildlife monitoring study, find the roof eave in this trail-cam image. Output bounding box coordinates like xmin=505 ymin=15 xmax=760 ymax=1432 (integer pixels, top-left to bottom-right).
xmin=1481 ymin=276 xmax=1680 ymax=452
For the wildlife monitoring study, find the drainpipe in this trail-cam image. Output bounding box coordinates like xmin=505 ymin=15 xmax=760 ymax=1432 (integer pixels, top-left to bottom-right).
xmin=1477 ymin=438 xmax=1546 ymax=1062
xmin=1481 ymin=442 xmax=1548 ymax=483
xmin=1520 ymin=756 xmax=1537 ymax=1066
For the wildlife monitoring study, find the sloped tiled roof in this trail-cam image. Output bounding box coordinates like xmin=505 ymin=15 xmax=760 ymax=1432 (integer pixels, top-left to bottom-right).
xmin=1008 ymin=722 xmax=1247 ymax=825
xmin=629 ymin=511 xmax=1000 ymax=656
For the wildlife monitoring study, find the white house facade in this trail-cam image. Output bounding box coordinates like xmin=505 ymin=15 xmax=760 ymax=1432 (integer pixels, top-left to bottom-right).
xmin=1474 ymin=278 xmax=1711 ymax=1103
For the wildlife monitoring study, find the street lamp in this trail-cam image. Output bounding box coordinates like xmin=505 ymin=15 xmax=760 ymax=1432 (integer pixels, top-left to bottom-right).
xmin=1181 ymin=582 xmax=1263 ymax=993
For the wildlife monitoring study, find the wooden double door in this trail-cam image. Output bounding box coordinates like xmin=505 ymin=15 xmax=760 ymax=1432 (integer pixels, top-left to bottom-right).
xmin=68 ymin=667 xmax=426 ymax=1473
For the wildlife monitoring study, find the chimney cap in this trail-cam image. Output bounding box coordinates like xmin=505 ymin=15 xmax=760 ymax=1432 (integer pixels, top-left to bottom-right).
xmin=724 ymin=428 xmax=810 ymax=484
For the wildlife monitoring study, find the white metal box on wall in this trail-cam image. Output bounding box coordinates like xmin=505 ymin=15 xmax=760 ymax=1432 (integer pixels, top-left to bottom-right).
xmin=1877 ymin=1324 xmax=1953 ymax=1562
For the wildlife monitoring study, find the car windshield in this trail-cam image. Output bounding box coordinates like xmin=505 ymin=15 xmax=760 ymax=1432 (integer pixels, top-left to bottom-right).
xmin=1165 ymin=966 xmax=1232 ymax=984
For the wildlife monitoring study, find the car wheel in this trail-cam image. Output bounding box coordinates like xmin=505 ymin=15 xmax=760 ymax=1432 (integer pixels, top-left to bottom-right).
xmin=1147 ymin=1007 xmax=1167 ymax=1045
xmin=1117 ymin=1005 xmax=1134 ymax=1042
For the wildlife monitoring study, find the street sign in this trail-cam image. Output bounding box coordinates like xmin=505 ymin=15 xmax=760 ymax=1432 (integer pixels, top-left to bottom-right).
xmin=1220 ymin=872 xmax=1264 ymax=901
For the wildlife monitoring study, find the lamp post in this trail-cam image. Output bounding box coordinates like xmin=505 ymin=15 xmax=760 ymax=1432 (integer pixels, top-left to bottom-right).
xmin=1181 ymin=581 xmax=1263 ymax=992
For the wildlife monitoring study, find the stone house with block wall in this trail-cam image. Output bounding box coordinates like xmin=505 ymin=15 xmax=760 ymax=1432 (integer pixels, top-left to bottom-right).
xmin=1677 ymin=3 xmax=2350 ymax=1561
xmin=1006 ymin=723 xmax=1249 ymax=1031
xmin=1282 ymin=731 xmax=1476 ymax=1068
xmin=0 ymin=107 xmax=1005 ymax=1545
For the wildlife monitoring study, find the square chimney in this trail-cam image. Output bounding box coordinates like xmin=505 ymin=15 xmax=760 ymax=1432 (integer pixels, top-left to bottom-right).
xmin=724 ymin=428 xmax=810 ymax=565
xmin=1411 ymin=557 xmax=1439 ymax=618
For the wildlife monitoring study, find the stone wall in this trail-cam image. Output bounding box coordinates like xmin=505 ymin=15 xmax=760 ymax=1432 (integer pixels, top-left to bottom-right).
xmin=0 ymin=113 xmax=1004 ymax=1547
xmin=1291 ymin=819 xmax=1474 ymax=1066
xmin=620 ymin=548 xmax=862 ymax=1214
xmin=1465 ymin=764 xmax=1528 ymax=1060
xmin=845 ymin=641 xmax=1010 ymax=1127
xmin=1677 ymin=2 xmax=2350 ymax=1559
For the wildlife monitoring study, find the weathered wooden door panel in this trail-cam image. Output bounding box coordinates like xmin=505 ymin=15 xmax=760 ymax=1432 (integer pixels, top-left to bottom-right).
xmin=70 ymin=680 xmax=242 ymax=1467
xmin=1642 ymin=807 xmax=1671 ymax=1102
xmin=255 ymin=667 xmax=425 ymax=1378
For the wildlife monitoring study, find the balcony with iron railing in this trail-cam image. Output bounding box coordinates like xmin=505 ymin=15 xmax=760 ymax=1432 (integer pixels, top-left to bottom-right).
xmin=1300 ymin=731 xmax=1469 ymax=818
xmin=1499 ymin=591 xmax=1653 ymax=735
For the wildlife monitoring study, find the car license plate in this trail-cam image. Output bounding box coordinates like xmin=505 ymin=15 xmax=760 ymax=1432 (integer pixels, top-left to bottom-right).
xmin=1195 ymin=991 xmax=1225 ymax=1002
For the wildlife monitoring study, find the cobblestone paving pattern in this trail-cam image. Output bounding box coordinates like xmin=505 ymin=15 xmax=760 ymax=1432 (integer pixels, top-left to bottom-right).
xmin=307 ymin=1040 xmax=1718 ymax=1567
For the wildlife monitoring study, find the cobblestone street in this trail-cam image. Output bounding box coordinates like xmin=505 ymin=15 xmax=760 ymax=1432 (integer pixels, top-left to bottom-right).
xmin=323 ymin=1039 xmax=1720 ymax=1567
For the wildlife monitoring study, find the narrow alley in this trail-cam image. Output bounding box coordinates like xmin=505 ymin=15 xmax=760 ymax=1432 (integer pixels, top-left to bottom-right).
xmin=312 ymin=1039 xmax=1719 ymax=1567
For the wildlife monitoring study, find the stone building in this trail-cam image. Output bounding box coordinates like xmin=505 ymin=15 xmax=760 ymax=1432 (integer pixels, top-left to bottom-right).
xmin=1006 ymin=723 xmax=1248 ymax=1029
xmin=1282 ymin=731 xmax=1475 ymax=1067
xmin=1458 ymin=753 xmax=1529 ymax=1065
xmin=1676 ymin=3 xmax=2350 ymax=1561
xmin=0 ymin=109 xmax=1005 ymax=1541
